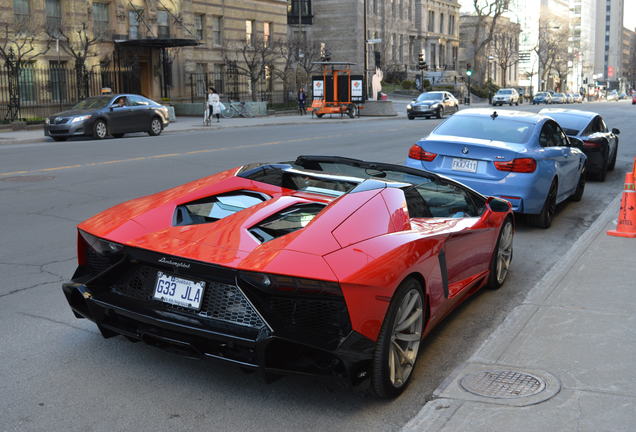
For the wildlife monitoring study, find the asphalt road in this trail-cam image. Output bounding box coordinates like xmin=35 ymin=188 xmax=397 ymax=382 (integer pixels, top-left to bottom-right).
xmin=1 ymin=100 xmax=633 ymax=432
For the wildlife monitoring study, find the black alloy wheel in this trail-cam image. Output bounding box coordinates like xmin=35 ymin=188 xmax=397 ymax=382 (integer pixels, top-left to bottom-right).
xmin=148 ymin=117 xmax=163 ymax=136
xmin=93 ymin=119 xmax=108 ymax=139
xmin=608 ymin=141 xmax=618 ymax=171
xmin=371 ymin=278 xmax=425 ymax=398
xmin=571 ymin=168 xmax=586 ymax=202
xmin=596 ymin=150 xmax=609 ymax=182
xmin=407 ymin=114 xmax=415 ymax=120
xmin=436 ymin=107 xmax=444 ymax=119
xmin=529 ymin=180 xmax=558 ymax=229
xmin=486 ymin=218 xmax=514 ymax=290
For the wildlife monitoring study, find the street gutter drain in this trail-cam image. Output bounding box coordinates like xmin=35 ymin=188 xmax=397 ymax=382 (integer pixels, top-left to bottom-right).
xmin=459 ymin=370 xmax=546 ymax=399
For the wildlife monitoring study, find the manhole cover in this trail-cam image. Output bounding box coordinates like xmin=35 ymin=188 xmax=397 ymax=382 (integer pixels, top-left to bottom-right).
xmin=0 ymin=175 xmax=55 ymax=182
xmin=459 ymin=370 xmax=546 ymax=399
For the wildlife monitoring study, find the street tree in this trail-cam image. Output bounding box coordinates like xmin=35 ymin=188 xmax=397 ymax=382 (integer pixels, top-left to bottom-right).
xmin=491 ymin=30 xmax=519 ymax=88
xmin=48 ymin=22 xmax=99 ymax=100
xmin=467 ymin=0 xmax=511 ymax=84
xmin=222 ymin=34 xmax=278 ymax=101
xmin=0 ymin=16 xmax=50 ymax=120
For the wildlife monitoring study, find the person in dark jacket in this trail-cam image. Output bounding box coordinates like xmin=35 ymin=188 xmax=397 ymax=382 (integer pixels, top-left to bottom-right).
xmin=297 ymin=88 xmax=307 ymax=115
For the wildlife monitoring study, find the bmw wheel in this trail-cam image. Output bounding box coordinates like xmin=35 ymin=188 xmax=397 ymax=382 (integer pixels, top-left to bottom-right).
xmin=486 ymin=218 xmax=514 ymax=289
xmin=571 ymin=169 xmax=586 ymax=202
xmin=529 ymin=180 xmax=557 ymax=229
xmin=148 ymin=117 xmax=163 ymax=136
xmin=93 ymin=119 xmax=108 ymax=139
xmin=436 ymin=107 xmax=444 ymax=119
xmin=372 ymin=278 xmax=424 ymax=398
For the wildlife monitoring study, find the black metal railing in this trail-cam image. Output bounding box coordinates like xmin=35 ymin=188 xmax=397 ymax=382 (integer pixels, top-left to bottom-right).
xmin=188 ymin=71 xmax=283 ymax=104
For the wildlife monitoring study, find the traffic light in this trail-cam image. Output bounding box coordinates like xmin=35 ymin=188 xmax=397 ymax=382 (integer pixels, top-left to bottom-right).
xmin=418 ymin=53 xmax=425 ymax=70
xmin=466 ymin=63 xmax=472 ymax=76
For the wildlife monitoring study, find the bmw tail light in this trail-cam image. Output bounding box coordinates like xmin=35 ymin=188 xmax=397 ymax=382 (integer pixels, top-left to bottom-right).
xmin=238 ymin=271 xmax=342 ymax=297
xmin=583 ymin=140 xmax=602 ymax=149
xmin=408 ymin=144 xmax=437 ymax=162
xmin=494 ymin=158 xmax=537 ymax=173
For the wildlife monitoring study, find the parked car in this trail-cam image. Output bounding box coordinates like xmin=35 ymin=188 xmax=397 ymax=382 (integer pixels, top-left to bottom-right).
xmin=606 ymin=90 xmax=619 ymax=101
xmin=551 ymin=93 xmax=567 ymax=104
xmin=618 ymin=92 xmax=628 ymax=100
xmin=44 ymin=94 xmax=170 ymax=141
xmin=571 ymin=93 xmax=583 ymax=103
xmin=407 ymin=91 xmax=459 ymax=119
xmin=533 ymin=92 xmax=552 ymax=104
xmin=540 ymin=108 xmax=619 ymax=181
xmin=405 ymin=109 xmax=587 ymax=228
xmin=632 ymin=93 xmax=636 ymax=104
xmin=492 ymin=88 xmax=520 ymax=106
xmin=61 ymin=155 xmax=514 ymax=398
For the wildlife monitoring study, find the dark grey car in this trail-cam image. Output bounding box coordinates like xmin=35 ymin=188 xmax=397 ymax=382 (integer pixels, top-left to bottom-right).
xmin=407 ymin=91 xmax=459 ymax=120
xmin=44 ymin=94 xmax=170 ymax=141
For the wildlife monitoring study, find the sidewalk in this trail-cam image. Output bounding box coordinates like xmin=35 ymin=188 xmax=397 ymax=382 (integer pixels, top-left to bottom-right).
xmin=0 ymin=112 xmax=401 ymax=146
xmin=403 ymin=191 xmax=635 ymax=432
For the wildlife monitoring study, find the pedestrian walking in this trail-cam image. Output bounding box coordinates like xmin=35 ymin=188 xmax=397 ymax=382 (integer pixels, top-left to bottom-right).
xmin=297 ymin=87 xmax=307 ymax=115
xmin=207 ymin=87 xmax=222 ymax=123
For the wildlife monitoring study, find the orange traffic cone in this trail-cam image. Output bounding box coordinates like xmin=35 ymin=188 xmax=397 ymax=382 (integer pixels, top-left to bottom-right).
xmin=607 ymin=171 xmax=636 ymax=238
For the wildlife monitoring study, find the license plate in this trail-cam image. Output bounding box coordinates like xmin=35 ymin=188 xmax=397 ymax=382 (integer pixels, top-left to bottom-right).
xmin=153 ymin=271 xmax=205 ymax=311
xmin=451 ymin=158 xmax=478 ymax=173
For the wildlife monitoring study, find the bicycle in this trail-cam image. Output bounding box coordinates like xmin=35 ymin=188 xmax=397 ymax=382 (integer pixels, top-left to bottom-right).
xmin=221 ymin=101 xmax=254 ymax=118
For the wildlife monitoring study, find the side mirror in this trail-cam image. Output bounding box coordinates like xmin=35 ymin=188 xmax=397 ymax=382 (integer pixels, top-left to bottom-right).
xmin=612 ymin=128 xmax=620 ymax=135
xmin=568 ymin=137 xmax=584 ymax=149
xmin=487 ymin=196 xmax=511 ymax=213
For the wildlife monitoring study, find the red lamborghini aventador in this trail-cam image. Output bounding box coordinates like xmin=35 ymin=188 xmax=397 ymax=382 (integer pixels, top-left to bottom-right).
xmin=62 ymin=156 xmax=514 ymax=398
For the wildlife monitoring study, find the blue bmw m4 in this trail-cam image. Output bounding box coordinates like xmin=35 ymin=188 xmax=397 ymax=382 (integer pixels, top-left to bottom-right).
xmin=405 ymin=109 xmax=587 ymax=228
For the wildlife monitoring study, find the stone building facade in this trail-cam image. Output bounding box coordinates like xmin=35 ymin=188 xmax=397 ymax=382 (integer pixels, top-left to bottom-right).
xmin=286 ymin=0 xmax=461 ymax=86
xmin=0 ymin=0 xmax=288 ymax=103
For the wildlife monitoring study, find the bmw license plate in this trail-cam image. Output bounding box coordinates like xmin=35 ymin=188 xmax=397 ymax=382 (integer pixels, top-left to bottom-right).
xmin=451 ymin=158 xmax=478 ymax=173
xmin=153 ymin=271 xmax=205 ymax=310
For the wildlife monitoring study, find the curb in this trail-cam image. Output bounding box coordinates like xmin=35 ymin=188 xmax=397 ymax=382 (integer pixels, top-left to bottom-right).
xmin=401 ymin=191 xmax=623 ymax=432
xmin=0 ymin=116 xmax=402 ymax=147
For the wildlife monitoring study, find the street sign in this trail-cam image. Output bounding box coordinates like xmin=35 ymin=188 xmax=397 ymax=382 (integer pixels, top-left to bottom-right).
xmin=366 ymin=38 xmax=382 ymax=44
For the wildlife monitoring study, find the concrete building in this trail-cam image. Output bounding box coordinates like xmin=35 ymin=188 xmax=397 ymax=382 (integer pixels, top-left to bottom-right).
xmin=622 ymin=27 xmax=635 ymax=90
xmin=595 ymin=0 xmax=626 ymax=90
xmin=568 ymin=0 xmax=601 ymax=93
xmin=0 ymin=0 xmax=288 ymax=103
xmin=287 ymin=0 xmax=461 ymax=86
xmin=458 ymin=15 xmax=521 ymax=87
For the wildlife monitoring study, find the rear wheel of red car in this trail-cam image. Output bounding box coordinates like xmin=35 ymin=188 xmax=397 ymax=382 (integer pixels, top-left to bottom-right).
xmin=486 ymin=218 xmax=514 ymax=290
xmin=371 ymin=278 xmax=425 ymax=398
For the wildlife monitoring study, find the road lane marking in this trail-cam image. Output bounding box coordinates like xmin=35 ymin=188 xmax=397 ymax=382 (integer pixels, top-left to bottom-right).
xmin=0 ymin=133 xmax=355 ymax=177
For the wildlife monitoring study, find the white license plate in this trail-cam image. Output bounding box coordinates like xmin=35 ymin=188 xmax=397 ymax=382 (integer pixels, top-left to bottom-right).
xmin=153 ymin=271 xmax=205 ymax=310
xmin=451 ymin=158 xmax=478 ymax=173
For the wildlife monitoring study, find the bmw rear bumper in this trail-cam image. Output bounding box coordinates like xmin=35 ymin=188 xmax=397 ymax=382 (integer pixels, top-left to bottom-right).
xmin=62 ymin=281 xmax=375 ymax=384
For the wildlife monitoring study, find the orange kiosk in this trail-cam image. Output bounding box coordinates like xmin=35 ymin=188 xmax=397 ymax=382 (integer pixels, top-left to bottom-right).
xmin=309 ymin=62 xmax=365 ymax=118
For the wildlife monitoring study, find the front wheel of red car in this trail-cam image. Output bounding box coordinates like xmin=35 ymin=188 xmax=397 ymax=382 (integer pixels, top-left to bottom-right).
xmin=371 ymin=278 xmax=425 ymax=398
xmin=486 ymin=218 xmax=514 ymax=290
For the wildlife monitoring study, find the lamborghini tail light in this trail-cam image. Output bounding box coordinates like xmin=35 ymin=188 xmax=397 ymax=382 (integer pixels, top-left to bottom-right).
xmin=494 ymin=158 xmax=537 ymax=173
xmin=408 ymin=144 xmax=437 ymax=162
xmin=582 ymin=140 xmax=602 ymax=149
xmin=238 ymin=271 xmax=342 ymax=297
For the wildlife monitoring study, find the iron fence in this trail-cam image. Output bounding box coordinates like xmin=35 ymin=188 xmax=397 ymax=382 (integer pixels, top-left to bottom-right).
xmin=188 ymin=71 xmax=284 ymax=104
xmin=0 ymin=64 xmax=137 ymax=121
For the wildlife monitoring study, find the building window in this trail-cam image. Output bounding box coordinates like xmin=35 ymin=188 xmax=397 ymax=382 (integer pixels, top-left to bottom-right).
xmin=19 ymin=62 xmax=36 ymax=102
xmin=49 ymin=60 xmax=67 ymax=102
xmin=194 ymin=13 xmax=205 ymax=40
xmin=195 ymin=63 xmax=207 ymax=97
xmin=129 ymin=10 xmax=140 ymax=39
xmin=92 ymin=3 xmax=109 ymax=38
xmin=430 ymin=44 xmax=436 ymax=68
xmin=449 ymin=15 xmax=455 ymax=35
xmin=212 ymin=16 xmax=222 ymax=46
xmin=439 ymin=14 xmax=444 ymax=34
xmin=45 ymin=0 xmax=62 ymax=34
xmin=264 ymin=22 xmax=271 ymax=47
xmin=157 ymin=10 xmax=170 ymax=38
xmin=13 ymin=0 xmax=29 ymax=17
xmin=213 ymin=63 xmax=225 ymax=94
xmin=373 ymin=0 xmax=378 ymax=14
xmin=246 ymin=19 xmax=254 ymax=45
xmin=428 ymin=11 xmax=435 ymax=33
xmin=399 ymin=34 xmax=404 ymax=63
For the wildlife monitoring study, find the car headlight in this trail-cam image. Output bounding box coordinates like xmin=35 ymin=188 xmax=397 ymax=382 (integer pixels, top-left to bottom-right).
xmin=45 ymin=118 xmax=50 ymax=125
xmin=406 ymin=104 xmax=412 ymax=110
xmin=430 ymin=103 xmax=439 ymax=108
xmin=71 ymin=115 xmax=92 ymax=123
